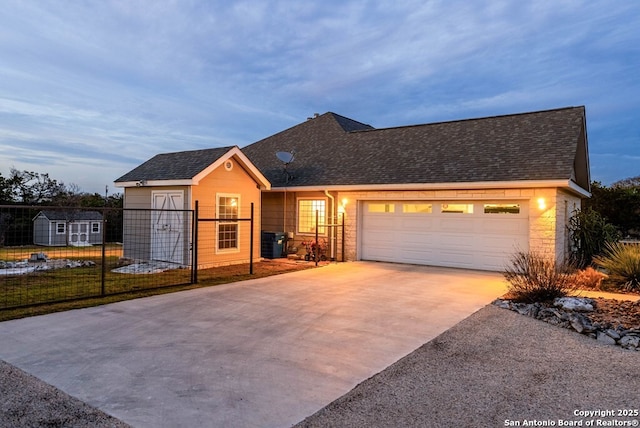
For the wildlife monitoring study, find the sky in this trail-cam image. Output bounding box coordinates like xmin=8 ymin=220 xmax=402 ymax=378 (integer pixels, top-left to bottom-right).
xmin=1 ymin=1 xmax=639 ymax=195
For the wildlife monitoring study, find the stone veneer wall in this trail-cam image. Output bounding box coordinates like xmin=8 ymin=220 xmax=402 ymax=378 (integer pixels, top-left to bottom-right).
xmin=336 ymin=187 xmax=582 ymax=264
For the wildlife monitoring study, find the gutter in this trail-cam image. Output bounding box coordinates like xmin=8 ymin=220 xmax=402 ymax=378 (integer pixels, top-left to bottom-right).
xmin=267 ymin=179 xmax=591 ymax=196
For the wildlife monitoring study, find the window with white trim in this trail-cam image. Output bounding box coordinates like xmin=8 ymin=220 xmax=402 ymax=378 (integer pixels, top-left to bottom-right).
xmin=56 ymin=222 xmax=66 ymax=234
xmin=368 ymin=203 xmax=395 ymax=213
xmin=91 ymin=222 xmax=101 ymax=234
xmin=402 ymin=203 xmax=432 ymax=213
xmin=298 ymin=199 xmax=326 ymax=234
xmin=484 ymin=204 xmax=520 ymax=214
xmin=441 ymin=203 xmax=474 ymax=214
xmin=217 ymin=195 xmax=239 ymax=250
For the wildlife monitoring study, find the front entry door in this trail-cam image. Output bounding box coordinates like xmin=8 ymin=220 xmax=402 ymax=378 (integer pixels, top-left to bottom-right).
xmin=151 ymin=191 xmax=185 ymax=264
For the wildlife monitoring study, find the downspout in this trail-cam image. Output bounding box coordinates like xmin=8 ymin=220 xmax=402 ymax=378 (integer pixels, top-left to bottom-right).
xmin=324 ymin=190 xmax=335 ymax=260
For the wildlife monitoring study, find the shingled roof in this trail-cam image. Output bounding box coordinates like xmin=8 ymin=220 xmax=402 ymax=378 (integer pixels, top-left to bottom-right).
xmin=35 ymin=210 xmax=103 ymax=221
xmin=241 ymin=107 xmax=589 ymax=192
xmin=115 ymin=147 xmax=234 ymax=183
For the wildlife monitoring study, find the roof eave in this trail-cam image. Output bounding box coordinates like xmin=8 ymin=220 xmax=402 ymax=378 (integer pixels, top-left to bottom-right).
xmin=114 ymin=179 xmax=194 ymax=188
xmin=192 ymin=146 xmax=271 ymax=190
xmin=267 ymin=180 xmax=591 ymax=195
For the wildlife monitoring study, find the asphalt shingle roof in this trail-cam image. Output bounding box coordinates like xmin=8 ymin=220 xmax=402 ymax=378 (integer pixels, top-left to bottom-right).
xmin=241 ymin=107 xmax=587 ymax=188
xmin=38 ymin=210 xmax=103 ymax=221
xmin=115 ymin=147 xmax=235 ymax=182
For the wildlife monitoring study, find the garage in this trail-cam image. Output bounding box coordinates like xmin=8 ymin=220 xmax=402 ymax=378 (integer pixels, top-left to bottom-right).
xmin=360 ymin=200 xmax=529 ymax=271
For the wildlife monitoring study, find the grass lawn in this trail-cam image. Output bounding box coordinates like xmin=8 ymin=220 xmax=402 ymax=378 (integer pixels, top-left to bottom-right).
xmin=0 ymin=257 xmax=318 ymax=322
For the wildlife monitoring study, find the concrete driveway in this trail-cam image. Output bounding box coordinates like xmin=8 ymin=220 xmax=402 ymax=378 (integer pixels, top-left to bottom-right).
xmin=0 ymin=262 xmax=506 ymax=428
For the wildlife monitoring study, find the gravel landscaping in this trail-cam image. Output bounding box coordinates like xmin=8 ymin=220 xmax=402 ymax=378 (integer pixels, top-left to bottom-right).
xmin=0 ymin=361 xmax=130 ymax=428
xmin=296 ymin=305 xmax=640 ymax=428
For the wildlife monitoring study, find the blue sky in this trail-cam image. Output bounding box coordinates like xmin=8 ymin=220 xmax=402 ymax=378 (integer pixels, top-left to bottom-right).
xmin=1 ymin=1 xmax=638 ymax=195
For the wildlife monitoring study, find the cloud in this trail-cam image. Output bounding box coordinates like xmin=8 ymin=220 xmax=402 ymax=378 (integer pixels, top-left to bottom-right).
xmin=0 ymin=0 xmax=639 ymax=192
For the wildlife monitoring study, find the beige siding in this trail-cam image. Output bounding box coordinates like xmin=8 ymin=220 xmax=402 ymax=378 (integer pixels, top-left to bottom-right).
xmin=261 ymin=192 xmax=285 ymax=232
xmin=192 ymin=157 xmax=262 ymax=267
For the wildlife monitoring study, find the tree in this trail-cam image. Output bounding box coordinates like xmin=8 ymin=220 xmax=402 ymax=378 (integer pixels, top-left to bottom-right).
xmin=567 ymin=208 xmax=620 ymax=268
xmin=0 ymin=172 xmax=12 ymax=204
xmin=612 ymin=175 xmax=640 ymax=189
xmin=7 ymin=168 xmax=67 ymax=205
xmin=586 ymin=180 xmax=640 ymax=239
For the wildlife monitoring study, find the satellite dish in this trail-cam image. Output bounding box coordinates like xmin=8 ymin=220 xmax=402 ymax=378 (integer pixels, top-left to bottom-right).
xmin=276 ymin=151 xmax=295 ymax=164
xmin=276 ymin=151 xmax=295 ymax=183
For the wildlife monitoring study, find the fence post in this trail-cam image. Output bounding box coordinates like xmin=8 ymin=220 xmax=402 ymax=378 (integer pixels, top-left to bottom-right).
xmin=192 ymin=201 xmax=199 ymax=284
xmin=250 ymin=202 xmax=254 ymax=275
xmin=101 ymin=211 xmax=107 ymax=296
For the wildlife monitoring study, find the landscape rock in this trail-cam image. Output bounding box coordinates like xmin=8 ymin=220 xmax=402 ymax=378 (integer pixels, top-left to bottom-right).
xmin=604 ymin=329 xmax=621 ymax=340
xmin=568 ymin=313 xmax=594 ymax=334
xmin=596 ymin=331 xmax=617 ymax=345
xmin=619 ymin=335 xmax=640 ymax=349
xmin=494 ymin=296 xmax=639 ymax=351
xmin=553 ymin=297 xmax=595 ymax=312
xmin=29 ymin=252 xmax=48 ymax=262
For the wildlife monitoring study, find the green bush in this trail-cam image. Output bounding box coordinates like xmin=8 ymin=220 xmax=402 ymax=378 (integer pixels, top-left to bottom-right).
xmin=593 ymin=242 xmax=640 ymax=291
xmin=503 ymin=251 xmax=577 ymax=303
xmin=567 ymin=208 xmax=620 ymax=269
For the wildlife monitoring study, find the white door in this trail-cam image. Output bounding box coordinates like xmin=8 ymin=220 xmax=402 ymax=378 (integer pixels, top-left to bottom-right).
xmin=360 ymin=201 xmax=529 ymax=271
xmin=151 ymin=191 xmax=185 ymax=264
xmin=69 ymin=222 xmax=90 ymax=246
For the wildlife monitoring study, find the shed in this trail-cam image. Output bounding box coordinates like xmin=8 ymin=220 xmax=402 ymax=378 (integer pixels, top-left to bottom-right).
xmin=33 ymin=210 xmax=104 ymax=247
xmin=114 ymin=146 xmax=270 ymax=268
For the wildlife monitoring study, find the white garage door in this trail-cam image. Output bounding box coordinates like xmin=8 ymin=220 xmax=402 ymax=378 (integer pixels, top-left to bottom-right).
xmin=360 ymin=201 xmax=529 ymax=271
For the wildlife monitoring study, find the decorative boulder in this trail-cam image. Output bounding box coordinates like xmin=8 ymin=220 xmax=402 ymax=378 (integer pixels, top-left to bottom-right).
xmin=553 ymin=297 xmax=595 ymax=312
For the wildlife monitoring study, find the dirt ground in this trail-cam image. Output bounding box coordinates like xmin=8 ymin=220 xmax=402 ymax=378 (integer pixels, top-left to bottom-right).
xmin=200 ymin=257 xmax=324 ymax=278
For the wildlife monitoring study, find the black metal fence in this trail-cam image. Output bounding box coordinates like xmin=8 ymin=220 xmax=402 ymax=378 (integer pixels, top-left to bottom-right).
xmin=0 ymin=203 xmax=256 ymax=310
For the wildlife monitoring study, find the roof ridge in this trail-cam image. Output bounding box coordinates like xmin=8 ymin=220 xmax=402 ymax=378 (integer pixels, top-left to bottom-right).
xmin=155 ymin=145 xmax=236 ymax=157
xmin=351 ymin=106 xmax=585 ymax=133
xmin=324 ymin=112 xmax=374 ymax=132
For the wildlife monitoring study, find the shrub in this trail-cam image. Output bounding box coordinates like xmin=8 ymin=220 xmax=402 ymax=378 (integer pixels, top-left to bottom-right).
xmin=503 ymin=251 xmax=578 ymax=303
xmin=593 ymin=242 xmax=640 ymax=291
xmin=570 ymin=267 xmax=608 ymax=290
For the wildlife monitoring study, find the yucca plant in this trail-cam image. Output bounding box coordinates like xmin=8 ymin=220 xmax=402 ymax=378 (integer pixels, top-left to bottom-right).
xmin=503 ymin=251 xmax=578 ymax=303
xmin=593 ymin=242 xmax=640 ymax=291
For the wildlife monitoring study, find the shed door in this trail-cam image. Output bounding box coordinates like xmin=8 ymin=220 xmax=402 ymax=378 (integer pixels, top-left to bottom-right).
xmin=69 ymin=222 xmax=89 ymax=246
xmin=360 ymin=201 xmax=529 ymax=271
xmin=151 ymin=191 xmax=185 ymax=264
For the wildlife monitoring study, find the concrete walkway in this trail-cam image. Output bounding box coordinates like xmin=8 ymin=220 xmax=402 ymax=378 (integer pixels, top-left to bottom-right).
xmin=0 ymin=262 xmax=506 ymax=428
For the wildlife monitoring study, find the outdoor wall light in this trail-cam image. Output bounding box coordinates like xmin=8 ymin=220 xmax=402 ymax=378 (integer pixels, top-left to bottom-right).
xmin=537 ymin=197 xmax=547 ymax=210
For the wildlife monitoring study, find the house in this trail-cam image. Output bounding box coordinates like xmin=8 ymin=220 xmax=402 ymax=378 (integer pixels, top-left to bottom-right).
xmin=114 ymin=146 xmax=270 ymax=268
xmin=242 ymin=107 xmax=591 ymax=271
xmin=33 ymin=210 xmax=104 ymax=247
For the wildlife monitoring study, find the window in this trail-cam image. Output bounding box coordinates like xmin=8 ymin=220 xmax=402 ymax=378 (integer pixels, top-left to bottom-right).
xmin=484 ymin=204 xmax=520 ymax=214
xmin=91 ymin=222 xmax=101 ymax=234
xmin=217 ymin=195 xmax=239 ymax=251
xmin=441 ymin=203 xmax=474 ymax=214
xmin=56 ymin=222 xmax=66 ymax=234
xmin=403 ymin=203 xmax=432 ymax=213
xmin=298 ymin=199 xmax=326 ymax=234
xmin=367 ymin=203 xmax=395 ymax=213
